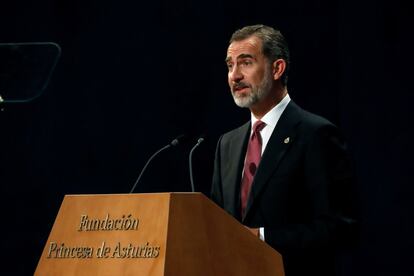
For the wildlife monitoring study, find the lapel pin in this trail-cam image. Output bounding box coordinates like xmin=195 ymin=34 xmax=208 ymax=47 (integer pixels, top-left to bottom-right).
xmin=284 ymin=137 xmax=290 ymax=144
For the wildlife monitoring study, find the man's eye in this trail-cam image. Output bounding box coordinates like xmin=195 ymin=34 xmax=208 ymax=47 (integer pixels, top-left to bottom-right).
xmin=227 ymin=63 xmax=233 ymax=70
xmin=241 ymin=60 xmax=252 ymax=66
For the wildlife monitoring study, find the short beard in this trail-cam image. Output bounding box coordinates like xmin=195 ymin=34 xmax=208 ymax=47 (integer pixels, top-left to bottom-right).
xmin=231 ymin=66 xmax=273 ymax=108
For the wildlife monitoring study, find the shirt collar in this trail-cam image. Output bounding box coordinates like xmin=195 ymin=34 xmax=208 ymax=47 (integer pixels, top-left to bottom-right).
xmin=251 ymin=94 xmax=291 ymax=129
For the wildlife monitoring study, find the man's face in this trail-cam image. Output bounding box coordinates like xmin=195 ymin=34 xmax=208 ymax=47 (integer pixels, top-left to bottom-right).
xmin=226 ymin=36 xmax=273 ymax=108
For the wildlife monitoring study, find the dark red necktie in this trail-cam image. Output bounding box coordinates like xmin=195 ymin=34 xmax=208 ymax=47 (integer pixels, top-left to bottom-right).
xmin=240 ymin=120 xmax=266 ymax=217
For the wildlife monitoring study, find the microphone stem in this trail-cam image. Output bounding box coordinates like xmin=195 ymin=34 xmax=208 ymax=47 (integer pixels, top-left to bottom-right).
xmin=189 ymin=141 xmax=202 ymax=192
xmin=129 ymin=144 xmax=171 ymax=193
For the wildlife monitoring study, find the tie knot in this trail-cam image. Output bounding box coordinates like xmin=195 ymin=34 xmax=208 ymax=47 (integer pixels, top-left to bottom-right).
xmin=253 ymin=120 xmax=266 ymax=133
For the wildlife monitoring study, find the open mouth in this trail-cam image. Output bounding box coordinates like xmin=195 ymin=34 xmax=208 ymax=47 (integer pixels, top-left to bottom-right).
xmin=233 ymin=84 xmax=249 ymax=94
xmin=235 ymin=87 xmax=248 ymax=94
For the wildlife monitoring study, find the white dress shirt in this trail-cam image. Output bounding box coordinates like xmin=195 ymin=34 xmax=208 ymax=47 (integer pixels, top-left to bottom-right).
xmin=250 ymin=93 xmax=291 ymax=154
xmin=247 ymin=93 xmax=291 ymax=240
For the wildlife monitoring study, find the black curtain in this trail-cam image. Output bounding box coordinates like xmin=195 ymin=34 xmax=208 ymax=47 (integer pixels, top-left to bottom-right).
xmin=0 ymin=0 xmax=412 ymax=275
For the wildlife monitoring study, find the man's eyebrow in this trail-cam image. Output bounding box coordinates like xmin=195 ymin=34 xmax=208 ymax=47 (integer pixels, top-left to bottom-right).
xmin=225 ymin=54 xmax=255 ymax=63
xmin=237 ymin=53 xmax=254 ymax=60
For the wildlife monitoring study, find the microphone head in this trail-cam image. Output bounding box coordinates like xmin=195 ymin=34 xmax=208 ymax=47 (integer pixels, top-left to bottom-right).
xmin=197 ymin=137 xmax=205 ymax=144
xmin=170 ymin=139 xmax=179 ymax=146
xmin=170 ymin=134 xmax=185 ymax=146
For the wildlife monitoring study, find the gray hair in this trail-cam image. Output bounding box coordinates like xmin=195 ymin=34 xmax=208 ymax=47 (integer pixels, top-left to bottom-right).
xmin=230 ymin=24 xmax=290 ymax=86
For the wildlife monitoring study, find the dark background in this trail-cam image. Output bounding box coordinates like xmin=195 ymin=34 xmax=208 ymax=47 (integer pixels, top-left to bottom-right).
xmin=0 ymin=0 xmax=413 ymax=275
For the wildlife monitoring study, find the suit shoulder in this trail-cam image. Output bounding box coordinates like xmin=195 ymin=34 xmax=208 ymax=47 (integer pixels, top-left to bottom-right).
xmin=285 ymin=102 xmax=343 ymax=141
xmin=296 ymin=107 xmax=337 ymax=132
xmin=221 ymin=121 xmax=250 ymax=141
xmin=294 ymin=107 xmax=347 ymax=146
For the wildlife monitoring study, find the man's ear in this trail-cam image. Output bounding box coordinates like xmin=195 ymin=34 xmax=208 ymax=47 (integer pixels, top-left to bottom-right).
xmin=272 ymin=59 xmax=286 ymax=81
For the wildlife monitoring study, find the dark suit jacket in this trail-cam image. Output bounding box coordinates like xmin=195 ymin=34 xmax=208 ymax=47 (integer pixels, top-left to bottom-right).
xmin=211 ymin=101 xmax=356 ymax=276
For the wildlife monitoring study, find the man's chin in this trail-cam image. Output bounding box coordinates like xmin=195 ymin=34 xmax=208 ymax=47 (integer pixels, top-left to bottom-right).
xmin=233 ymin=95 xmax=255 ymax=108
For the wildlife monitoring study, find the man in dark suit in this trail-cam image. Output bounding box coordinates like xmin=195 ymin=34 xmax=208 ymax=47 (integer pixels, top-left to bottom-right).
xmin=211 ymin=25 xmax=356 ymax=276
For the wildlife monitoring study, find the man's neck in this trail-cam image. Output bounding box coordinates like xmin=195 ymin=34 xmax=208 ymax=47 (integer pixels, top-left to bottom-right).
xmin=250 ymin=87 xmax=288 ymax=119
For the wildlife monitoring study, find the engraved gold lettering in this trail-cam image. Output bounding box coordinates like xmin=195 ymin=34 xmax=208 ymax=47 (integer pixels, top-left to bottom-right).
xmin=124 ymin=215 xmax=132 ymax=230
xmin=96 ymin=241 xmax=111 ymax=258
xmin=47 ymin=242 xmax=57 ymax=258
xmin=78 ymin=215 xmax=88 ymax=231
xmin=141 ymin=242 xmax=148 ymax=257
xmin=46 ymin=242 xmax=94 ymax=258
xmin=111 ymin=242 xmax=160 ymax=259
xmin=107 ymin=219 xmax=114 ymax=230
xmin=114 ymin=219 xmax=121 ymax=230
xmin=152 ymin=246 xmax=160 ymax=258
xmin=146 ymin=246 xmax=153 ymax=257
xmin=112 ymin=242 xmax=122 ymax=258
xmin=78 ymin=214 xmax=139 ymax=231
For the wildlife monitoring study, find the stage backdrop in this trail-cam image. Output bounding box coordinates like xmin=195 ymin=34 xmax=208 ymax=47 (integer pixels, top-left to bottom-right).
xmin=0 ymin=0 xmax=412 ymax=275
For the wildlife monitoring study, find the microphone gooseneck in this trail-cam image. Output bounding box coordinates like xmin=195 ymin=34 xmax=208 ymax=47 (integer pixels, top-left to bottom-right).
xmin=129 ymin=136 xmax=181 ymax=193
xmin=189 ymin=137 xmax=204 ymax=192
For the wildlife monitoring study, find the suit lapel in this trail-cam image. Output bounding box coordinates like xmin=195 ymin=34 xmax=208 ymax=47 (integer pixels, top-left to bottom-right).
xmin=243 ymin=101 xmax=303 ymax=220
xmin=223 ymin=122 xmax=250 ymax=219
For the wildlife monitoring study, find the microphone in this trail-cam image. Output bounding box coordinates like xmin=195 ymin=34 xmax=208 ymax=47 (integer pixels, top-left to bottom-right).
xmin=189 ymin=137 xmax=204 ymax=192
xmin=129 ymin=135 xmax=183 ymax=193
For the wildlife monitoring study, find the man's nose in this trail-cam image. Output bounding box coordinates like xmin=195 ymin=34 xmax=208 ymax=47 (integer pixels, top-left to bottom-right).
xmin=229 ymin=66 xmax=243 ymax=83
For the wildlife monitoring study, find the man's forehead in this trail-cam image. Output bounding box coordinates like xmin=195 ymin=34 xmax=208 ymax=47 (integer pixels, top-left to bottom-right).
xmin=227 ymin=36 xmax=262 ymax=58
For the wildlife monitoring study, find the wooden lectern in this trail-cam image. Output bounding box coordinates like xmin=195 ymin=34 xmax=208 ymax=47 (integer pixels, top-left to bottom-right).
xmin=35 ymin=193 xmax=284 ymax=275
